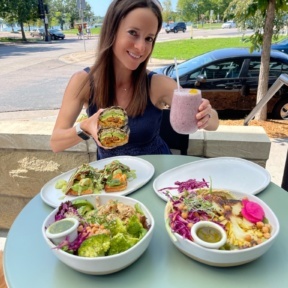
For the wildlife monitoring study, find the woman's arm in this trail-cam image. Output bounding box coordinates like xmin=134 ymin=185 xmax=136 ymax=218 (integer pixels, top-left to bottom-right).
xmin=150 ymin=73 xmax=219 ymax=131
xmin=50 ymin=70 xmax=101 ymax=152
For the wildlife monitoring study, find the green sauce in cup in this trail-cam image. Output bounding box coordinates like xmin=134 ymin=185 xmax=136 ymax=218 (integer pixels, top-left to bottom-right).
xmin=48 ymin=219 xmax=75 ymax=234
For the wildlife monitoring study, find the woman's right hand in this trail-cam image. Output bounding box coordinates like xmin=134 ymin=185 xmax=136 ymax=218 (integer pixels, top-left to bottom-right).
xmin=79 ymin=108 xmax=109 ymax=148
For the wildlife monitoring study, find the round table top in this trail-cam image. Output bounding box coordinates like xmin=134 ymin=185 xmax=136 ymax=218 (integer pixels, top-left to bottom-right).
xmin=3 ymin=155 xmax=288 ymax=288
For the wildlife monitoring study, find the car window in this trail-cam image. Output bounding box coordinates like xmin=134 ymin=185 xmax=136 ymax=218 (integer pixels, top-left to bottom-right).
xmin=173 ymin=53 xmax=216 ymax=77
xmin=248 ymin=59 xmax=288 ymax=78
xmin=187 ymin=59 xmax=243 ymax=80
xmin=269 ymin=60 xmax=288 ymax=77
xmin=248 ymin=60 xmax=261 ymax=77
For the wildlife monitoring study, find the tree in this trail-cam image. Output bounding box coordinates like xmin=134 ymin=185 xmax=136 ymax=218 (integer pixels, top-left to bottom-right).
xmin=175 ymin=0 xmax=231 ymax=24
xmin=48 ymin=0 xmax=94 ymax=29
xmin=162 ymin=0 xmax=173 ymax=23
xmin=226 ymin=0 xmax=288 ymax=120
xmin=0 ymin=0 xmax=39 ymax=41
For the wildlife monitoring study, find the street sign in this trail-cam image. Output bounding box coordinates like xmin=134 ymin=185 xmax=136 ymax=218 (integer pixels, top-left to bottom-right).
xmin=77 ymin=0 xmax=86 ymax=10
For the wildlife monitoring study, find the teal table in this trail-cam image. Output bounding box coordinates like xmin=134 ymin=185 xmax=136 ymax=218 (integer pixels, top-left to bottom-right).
xmin=3 ymin=155 xmax=288 ymax=288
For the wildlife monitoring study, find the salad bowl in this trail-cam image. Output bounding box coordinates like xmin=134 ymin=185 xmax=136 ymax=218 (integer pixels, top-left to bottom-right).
xmin=42 ymin=194 xmax=155 ymax=275
xmin=164 ymin=190 xmax=280 ymax=267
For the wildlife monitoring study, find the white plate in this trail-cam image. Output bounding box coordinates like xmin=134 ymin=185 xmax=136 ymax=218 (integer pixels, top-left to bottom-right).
xmin=153 ymin=157 xmax=270 ymax=201
xmin=41 ymin=156 xmax=155 ymax=208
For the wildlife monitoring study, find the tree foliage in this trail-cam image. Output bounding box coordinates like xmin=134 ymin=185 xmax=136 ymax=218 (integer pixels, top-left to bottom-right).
xmin=225 ymin=0 xmax=288 ymax=120
xmin=48 ymin=0 xmax=94 ymax=29
xmin=0 ymin=0 xmax=95 ymax=38
xmin=0 ymin=0 xmax=39 ymax=40
xmin=174 ymin=0 xmax=231 ymax=23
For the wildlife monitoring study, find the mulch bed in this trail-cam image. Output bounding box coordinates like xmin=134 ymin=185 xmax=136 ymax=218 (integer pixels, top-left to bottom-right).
xmin=219 ymin=119 xmax=288 ymax=139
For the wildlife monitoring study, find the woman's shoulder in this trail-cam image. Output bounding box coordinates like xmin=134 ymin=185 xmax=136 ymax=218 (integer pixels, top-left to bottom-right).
xmin=70 ymin=68 xmax=91 ymax=82
xmin=148 ymin=70 xmax=177 ymax=87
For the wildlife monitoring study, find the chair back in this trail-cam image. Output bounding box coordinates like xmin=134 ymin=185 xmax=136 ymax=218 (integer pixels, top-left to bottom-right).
xmin=160 ymin=109 xmax=189 ymax=155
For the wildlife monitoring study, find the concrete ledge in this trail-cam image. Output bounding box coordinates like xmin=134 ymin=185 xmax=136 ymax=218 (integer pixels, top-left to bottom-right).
xmin=0 ymin=121 xmax=95 ymax=152
xmin=204 ymin=125 xmax=271 ymax=161
xmin=188 ymin=125 xmax=271 ymax=166
xmin=0 ymin=121 xmax=271 ymax=230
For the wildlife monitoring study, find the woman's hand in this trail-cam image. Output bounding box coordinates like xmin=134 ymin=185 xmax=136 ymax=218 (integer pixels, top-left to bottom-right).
xmin=80 ymin=109 xmax=118 ymax=149
xmin=196 ymin=98 xmax=219 ymax=130
xmin=79 ymin=109 xmax=107 ymax=148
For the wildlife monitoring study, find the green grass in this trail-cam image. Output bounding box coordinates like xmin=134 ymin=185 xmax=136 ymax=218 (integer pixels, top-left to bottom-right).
xmin=152 ymin=37 xmax=252 ymax=60
xmin=0 ymin=37 xmax=40 ymax=43
xmin=191 ymin=23 xmax=224 ymax=29
xmin=63 ymin=27 xmax=101 ymax=35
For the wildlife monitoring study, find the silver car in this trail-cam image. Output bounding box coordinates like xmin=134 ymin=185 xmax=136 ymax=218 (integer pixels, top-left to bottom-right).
xmin=30 ymin=28 xmax=45 ymax=37
xmin=222 ymin=21 xmax=237 ymax=29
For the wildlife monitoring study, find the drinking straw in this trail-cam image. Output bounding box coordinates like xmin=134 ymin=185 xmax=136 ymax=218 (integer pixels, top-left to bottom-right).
xmin=174 ymin=57 xmax=180 ymax=91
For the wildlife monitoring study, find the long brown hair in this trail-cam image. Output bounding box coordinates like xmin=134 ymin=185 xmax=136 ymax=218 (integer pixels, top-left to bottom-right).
xmin=89 ymin=0 xmax=163 ymax=117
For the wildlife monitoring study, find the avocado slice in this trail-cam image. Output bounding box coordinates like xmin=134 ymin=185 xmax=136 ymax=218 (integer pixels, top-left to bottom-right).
xmin=98 ymin=106 xmax=128 ymax=128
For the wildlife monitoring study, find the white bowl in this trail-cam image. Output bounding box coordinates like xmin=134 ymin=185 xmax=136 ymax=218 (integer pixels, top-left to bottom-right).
xmin=42 ymin=194 xmax=155 ymax=275
xmin=191 ymin=221 xmax=227 ymax=249
xmin=165 ymin=190 xmax=280 ymax=267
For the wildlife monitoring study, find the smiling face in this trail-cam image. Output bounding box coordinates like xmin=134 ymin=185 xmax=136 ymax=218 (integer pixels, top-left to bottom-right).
xmin=112 ymin=8 xmax=159 ymax=71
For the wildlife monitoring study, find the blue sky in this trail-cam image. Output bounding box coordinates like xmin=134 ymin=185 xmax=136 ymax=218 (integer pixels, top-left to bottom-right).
xmin=86 ymin=0 xmax=177 ymax=17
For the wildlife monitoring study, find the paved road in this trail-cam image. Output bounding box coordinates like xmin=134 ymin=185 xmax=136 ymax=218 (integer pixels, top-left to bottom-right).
xmin=0 ymin=28 xmax=252 ymax=112
xmin=0 ymin=36 xmax=98 ymax=112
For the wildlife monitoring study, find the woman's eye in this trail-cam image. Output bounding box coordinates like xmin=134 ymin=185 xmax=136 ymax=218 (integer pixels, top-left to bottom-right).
xmin=128 ymin=30 xmax=137 ymax=36
xmin=146 ymin=37 xmax=154 ymax=43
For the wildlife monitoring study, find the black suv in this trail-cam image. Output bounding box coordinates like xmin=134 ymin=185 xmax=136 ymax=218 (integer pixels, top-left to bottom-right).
xmin=165 ymin=22 xmax=186 ymax=33
xmin=153 ymin=48 xmax=288 ymax=119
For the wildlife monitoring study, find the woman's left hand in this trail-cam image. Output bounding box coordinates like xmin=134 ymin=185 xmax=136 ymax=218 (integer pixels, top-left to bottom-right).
xmin=196 ymin=98 xmax=219 ymax=130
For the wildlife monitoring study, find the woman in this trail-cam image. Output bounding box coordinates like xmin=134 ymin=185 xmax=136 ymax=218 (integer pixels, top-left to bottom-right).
xmin=50 ymin=0 xmax=219 ymax=159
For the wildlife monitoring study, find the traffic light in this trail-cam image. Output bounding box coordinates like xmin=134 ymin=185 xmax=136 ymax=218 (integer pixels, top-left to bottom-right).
xmin=38 ymin=0 xmax=45 ymax=19
xmin=44 ymin=4 xmax=49 ymax=14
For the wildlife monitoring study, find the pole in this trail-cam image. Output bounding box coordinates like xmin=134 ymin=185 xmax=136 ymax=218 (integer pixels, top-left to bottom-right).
xmin=44 ymin=13 xmax=49 ymax=42
xmin=79 ymin=0 xmax=86 ymax=52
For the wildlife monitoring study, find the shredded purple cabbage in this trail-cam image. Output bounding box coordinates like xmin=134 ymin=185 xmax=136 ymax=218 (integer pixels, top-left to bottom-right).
xmin=166 ymin=190 xmax=213 ymax=241
xmin=55 ymin=201 xmax=78 ymax=221
xmin=159 ymin=178 xmax=209 ymax=194
xmin=53 ymin=201 xmax=88 ymax=253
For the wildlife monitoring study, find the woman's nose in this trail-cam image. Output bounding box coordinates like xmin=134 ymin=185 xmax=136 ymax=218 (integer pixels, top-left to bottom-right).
xmin=134 ymin=38 xmax=146 ymax=53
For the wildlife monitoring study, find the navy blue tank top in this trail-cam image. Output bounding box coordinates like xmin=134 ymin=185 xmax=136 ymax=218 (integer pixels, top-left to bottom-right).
xmin=85 ymin=68 xmax=171 ymax=159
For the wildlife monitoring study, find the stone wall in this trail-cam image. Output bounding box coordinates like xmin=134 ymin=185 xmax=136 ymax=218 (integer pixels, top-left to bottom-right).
xmin=0 ymin=121 xmax=271 ymax=230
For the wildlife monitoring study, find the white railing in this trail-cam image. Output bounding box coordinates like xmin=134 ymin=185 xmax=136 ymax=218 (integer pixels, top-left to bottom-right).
xmin=244 ymin=73 xmax=288 ymax=125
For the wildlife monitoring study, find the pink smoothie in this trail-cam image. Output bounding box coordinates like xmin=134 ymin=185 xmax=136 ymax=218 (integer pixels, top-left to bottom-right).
xmin=170 ymin=89 xmax=202 ymax=134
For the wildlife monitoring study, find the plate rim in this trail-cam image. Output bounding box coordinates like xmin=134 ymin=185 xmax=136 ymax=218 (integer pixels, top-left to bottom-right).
xmin=40 ymin=155 xmax=155 ymax=208
xmin=153 ymin=156 xmax=271 ymax=201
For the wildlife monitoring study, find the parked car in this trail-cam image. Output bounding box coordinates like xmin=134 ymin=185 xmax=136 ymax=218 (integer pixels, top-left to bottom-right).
xmin=30 ymin=28 xmax=45 ymax=38
xmin=222 ymin=21 xmax=237 ymax=28
xmin=271 ymin=38 xmax=288 ymax=54
xmin=153 ymin=48 xmax=288 ymax=119
xmin=48 ymin=29 xmax=65 ymax=40
xmin=165 ymin=22 xmax=187 ymax=33
xmin=245 ymin=20 xmax=254 ymax=30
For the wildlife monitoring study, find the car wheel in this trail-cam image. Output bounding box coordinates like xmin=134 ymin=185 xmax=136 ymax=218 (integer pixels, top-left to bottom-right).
xmin=174 ymin=29 xmax=178 ymax=33
xmin=166 ymin=31 xmax=169 ymax=33
xmin=272 ymin=98 xmax=288 ymax=119
xmin=183 ymin=29 xmax=186 ymax=32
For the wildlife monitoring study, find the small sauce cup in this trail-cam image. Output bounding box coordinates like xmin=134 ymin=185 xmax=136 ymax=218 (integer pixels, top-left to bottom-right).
xmin=46 ymin=218 xmax=79 ymax=245
xmin=191 ymin=221 xmax=227 ymax=249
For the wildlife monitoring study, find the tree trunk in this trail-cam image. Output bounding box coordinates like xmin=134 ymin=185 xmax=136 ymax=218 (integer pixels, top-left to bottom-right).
xmin=255 ymin=0 xmax=276 ymax=120
xmin=20 ymin=22 xmax=27 ymax=42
